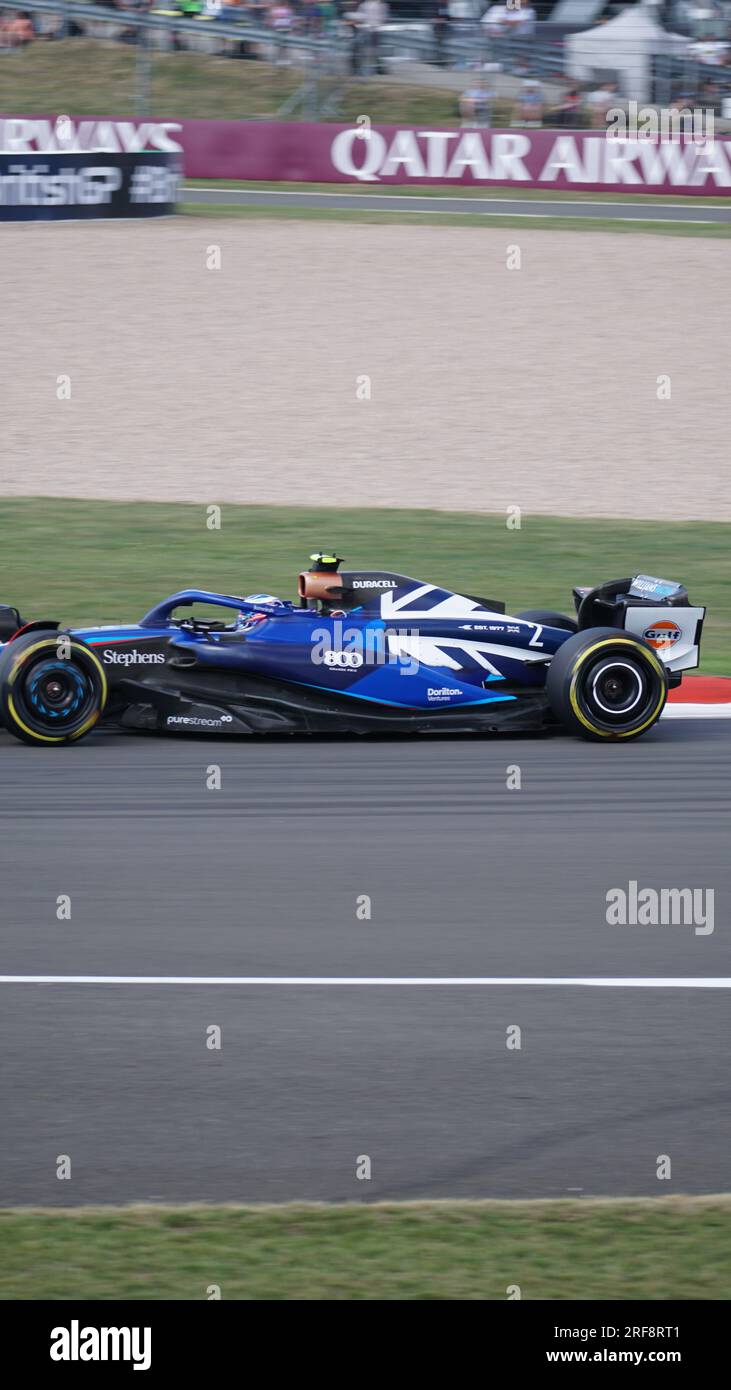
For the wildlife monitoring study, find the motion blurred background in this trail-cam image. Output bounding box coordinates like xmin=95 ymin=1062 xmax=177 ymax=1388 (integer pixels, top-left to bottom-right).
xmin=1 ymin=0 xmax=730 ymax=129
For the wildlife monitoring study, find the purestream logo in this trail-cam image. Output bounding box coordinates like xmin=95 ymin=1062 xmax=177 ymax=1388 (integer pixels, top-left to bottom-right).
xmin=50 ymin=1321 xmax=151 ymax=1371
xmin=166 ymin=714 xmax=233 ymax=727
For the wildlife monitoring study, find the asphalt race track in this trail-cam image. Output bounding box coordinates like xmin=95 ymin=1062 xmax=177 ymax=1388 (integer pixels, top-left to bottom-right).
xmin=1 ymin=720 xmax=729 ymax=1205
xmin=184 ymin=186 xmax=731 ymax=224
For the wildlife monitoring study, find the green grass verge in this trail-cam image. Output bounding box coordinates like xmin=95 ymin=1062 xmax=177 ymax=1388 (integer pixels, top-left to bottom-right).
xmin=0 ymin=38 xmax=490 ymax=125
xmin=186 ymin=179 xmax=731 ymax=207
xmin=1 ymin=499 xmax=728 ymax=672
xmin=2 ymin=1196 xmax=730 ymax=1299
xmin=180 ymin=202 xmax=731 ymax=237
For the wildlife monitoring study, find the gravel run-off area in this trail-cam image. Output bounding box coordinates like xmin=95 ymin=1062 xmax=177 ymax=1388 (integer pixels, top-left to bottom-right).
xmin=2 ymin=219 xmax=728 ymax=520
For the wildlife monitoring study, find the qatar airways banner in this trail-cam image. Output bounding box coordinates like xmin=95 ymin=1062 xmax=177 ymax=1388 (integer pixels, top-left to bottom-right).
xmin=2 ymin=116 xmax=731 ymax=194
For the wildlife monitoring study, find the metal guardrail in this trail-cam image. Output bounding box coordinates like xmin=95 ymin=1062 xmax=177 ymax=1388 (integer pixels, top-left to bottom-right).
xmin=6 ymin=0 xmax=723 ymax=121
xmin=0 ymin=0 xmax=567 ymax=85
xmin=653 ymin=52 xmax=731 ymax=105
xmin=377 ymin=23 xmax=567 ymax=83
xmin=0 ymin=0 xmax=339 ymax=53
xmin=0 ymin=0 xmax=353 ymax=114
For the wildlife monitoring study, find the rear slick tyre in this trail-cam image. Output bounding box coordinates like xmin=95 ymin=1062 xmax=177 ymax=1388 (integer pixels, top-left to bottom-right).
xmin=546 ymin=627 xmax=668 ymax=741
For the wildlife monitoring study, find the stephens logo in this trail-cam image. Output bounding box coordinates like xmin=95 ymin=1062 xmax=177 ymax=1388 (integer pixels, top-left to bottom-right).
xmin=643 ymin=620 xmax=682 ymax=650
xmin=103 ymin=648 xmax=165 ymax=665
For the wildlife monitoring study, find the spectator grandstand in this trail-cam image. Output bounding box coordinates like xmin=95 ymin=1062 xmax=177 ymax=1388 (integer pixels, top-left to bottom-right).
xmin=0 ymin=0 xmax=729 ymax=128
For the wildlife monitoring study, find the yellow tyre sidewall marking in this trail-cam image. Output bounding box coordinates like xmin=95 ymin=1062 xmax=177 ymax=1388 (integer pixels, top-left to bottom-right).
xmin=568 ymin=637 xmax=666 ymax=739
xmin=5 ymin=638 xmax=108 ymax=744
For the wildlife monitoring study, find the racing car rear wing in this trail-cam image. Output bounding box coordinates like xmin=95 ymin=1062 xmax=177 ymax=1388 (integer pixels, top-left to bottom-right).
xmin=572 ymin=575 xmax=705 ymax=672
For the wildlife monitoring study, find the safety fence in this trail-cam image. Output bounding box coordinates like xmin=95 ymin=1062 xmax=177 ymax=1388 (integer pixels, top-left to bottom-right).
xmin=0 ymin=1 xmax=571 ymax=115
xmin=1 ymin=1 xmax=727 ymax=124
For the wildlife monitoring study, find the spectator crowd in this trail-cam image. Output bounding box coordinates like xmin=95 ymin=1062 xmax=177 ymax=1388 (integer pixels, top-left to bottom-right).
xmin=2 ymin=0 xmax=731 ymax=129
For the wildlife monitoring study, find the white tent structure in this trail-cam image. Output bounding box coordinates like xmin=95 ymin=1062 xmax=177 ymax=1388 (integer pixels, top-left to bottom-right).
xmin=565 ymin=4 xmax=689 ymax=103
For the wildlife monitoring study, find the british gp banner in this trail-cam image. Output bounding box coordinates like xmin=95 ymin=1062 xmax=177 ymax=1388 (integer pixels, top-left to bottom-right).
xmin=0 ymin=147 xmax=180 ymax=220
xmin=1 ymin=117 xmax=730 ymax=195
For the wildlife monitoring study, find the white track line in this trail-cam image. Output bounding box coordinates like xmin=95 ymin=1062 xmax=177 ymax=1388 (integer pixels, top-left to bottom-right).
xmin=194 ymin=205 xmax=719 ymax=226
xmin=663 ymin=703 xmax=731 ymax=718
xmin=186 ymin=187 xmax=730 ymax=212
xmin=1 ymin=976 xmax=729 ymax=988
xmin=184 ymin=190 xmax=728 ymax=225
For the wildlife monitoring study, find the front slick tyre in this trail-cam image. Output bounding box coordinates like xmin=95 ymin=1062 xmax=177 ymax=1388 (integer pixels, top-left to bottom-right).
xmin=0 ymin=631 xmax=107 ymax=746
xmin=546 ymin=627 xmax=668 ymax=741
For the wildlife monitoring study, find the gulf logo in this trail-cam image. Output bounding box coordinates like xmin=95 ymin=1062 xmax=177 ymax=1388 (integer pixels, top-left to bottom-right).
xmin=644 ymin=619 xmax=682 ymax=650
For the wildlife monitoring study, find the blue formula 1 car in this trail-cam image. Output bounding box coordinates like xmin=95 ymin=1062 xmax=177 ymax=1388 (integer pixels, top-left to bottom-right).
xmin=0 ymin=554 xmax=705 ymax=745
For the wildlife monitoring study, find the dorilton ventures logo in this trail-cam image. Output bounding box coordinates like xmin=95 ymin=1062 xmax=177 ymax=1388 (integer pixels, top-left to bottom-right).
xmin=50 ymin=1321 xmax=151 ymax=1371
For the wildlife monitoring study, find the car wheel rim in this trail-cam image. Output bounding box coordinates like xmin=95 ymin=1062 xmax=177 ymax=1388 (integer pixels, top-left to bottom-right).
xmin=20 ymin=658 xmax=97 ymax=733
xmin=575 ymin=651 xmax=663 ymax=734
xmin=589 ymin=660 xmax=645 ymax=718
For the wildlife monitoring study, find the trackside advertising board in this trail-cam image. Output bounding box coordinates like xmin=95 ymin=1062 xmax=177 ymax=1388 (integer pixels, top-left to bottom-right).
xmin=2 ymin=117 xmax=731 ymax=194
xmin=0 ymin=149 xmax=180 ymax=219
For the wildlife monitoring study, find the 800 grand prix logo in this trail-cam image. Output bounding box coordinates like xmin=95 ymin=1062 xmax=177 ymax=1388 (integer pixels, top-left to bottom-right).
xmin=322 ymin=649 xmax=363 ymax=669
xmin=643 ymin=620 xmax=682 ymax=651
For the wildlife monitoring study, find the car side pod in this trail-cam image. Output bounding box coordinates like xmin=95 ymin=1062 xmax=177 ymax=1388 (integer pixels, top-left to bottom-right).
xmin=0 ymin=630 xmax=108 ymax=746
xmin=546 ymin=627 xmax=668 ymax=741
